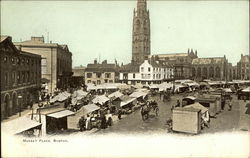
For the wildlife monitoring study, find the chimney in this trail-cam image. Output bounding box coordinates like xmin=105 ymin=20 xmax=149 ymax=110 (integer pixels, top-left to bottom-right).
xmin=31 ymin=36 xmax=45 ymax=43
xmin=94 ymin=59 xmax=97 ymax=64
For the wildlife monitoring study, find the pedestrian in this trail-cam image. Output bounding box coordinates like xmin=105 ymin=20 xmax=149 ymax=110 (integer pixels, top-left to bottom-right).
xmin=100 ymin=114 xmax=107 ymax=129
xmin=29 ymin=99 xmax=33 ymax=109
xmin=78 ymin=116 xmax=86 ymax=131
xmin=46 ymin=93 xmax=50 ymax=104
xmin=118 ymin=109 xmax=122 ymax=120
xmin=85 ymin=114 xmax=92 ymax=130
xmin=176 ymin=100 xmax=180 ymax=107
xmin=221 ymin=96 xmax=225 ymax=110
xmin=228 ymin=97 xmax=233 ymax=111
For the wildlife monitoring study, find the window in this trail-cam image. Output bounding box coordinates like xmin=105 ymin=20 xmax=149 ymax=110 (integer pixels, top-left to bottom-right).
xmin=11 ymin=57 xmax=15 ymax=64
xmin=12 ymin=71 xmax=16 ymax=84
xmin=105 ymin=73 xmax=111 ymax=78
xmin=17 ymin=58 xmax=20 ymax=65
xmin=97 ymin=80 xmax=101 ymax=85
xmin=3 ymin=56 xmax=7 ymax=63
xmin=104 ymin=79 xmax=108 ymax=83
xmin=96 ymin=73 xmax=101 ymax=78
xmin=87 ymin=80 xmax=91 ymax=83
xmin=148 ymin=67 xmax=151 ymax=72
xmin=5 ymin=72 xmax=8 ymax=85
xmin=87 ymin=73 xmax=92 ymax=78
xmin=41 ymin=58 xmax=47 ymax=74
xmin=133 ymin=74 xmax=135 ymax=78
xmin=109 ymin=80 xmax=113 ymax=83
xmin=141 ymin=67 xmax=144 ymax=72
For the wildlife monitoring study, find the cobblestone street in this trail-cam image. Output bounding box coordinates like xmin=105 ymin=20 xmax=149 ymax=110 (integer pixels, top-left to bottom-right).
xmin=68 ymin=94 xmax=250 ymax=136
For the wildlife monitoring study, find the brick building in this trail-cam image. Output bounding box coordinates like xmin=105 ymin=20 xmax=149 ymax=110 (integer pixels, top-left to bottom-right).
xmin=14 ymin=37 xmax=73 ymax=93
xmin=85 ymin=60 xmax=119 ymax=85
xmin=1 ymin=36 xmax=41 ymax=120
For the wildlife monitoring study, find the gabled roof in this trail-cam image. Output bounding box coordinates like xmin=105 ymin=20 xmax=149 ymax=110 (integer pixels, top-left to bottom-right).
xmin=0 ymin=36 xmax=9 ymax=42
xmin=119 ymin=63 xmax=140 ymax=73
xmin=0 ymin=36 xmax=20 ymax=54
xmin=85 ymin=63 xmax=117 ymax=72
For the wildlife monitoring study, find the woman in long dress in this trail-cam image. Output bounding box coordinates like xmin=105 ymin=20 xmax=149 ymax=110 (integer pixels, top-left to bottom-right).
xmin=85 ymin=114 xmax=92 ymax=130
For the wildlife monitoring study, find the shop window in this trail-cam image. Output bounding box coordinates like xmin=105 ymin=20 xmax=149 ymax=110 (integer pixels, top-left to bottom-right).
xmin=105 ymin=73 xmax=111 ymax=78
xmin=87 ymin=73 xmax=92 ymax=78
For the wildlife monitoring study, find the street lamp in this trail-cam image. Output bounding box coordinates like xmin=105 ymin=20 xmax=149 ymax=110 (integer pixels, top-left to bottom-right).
xmin=18 ymin=95 xmax=22 ymax=117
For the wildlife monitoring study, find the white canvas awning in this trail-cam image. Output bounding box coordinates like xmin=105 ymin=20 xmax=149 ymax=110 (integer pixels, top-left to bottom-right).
xmin=120 ymin=98 xmax=136 ymax=107
xmin=92 ymin=95 xmax=110 ymax=105
xmin=2 ymin=116 xmax=42 ymax=135
xmin=242 ymin=87 xmax=250 ymax=92
xmin=47 ymin=110 xmax=75 ymax=118
xmin=79 ymin=104 xmax=100 ymax=115
xmin=108 ymin=91 xmax=124 ymax=99
xmin=129 ymin=91 xmax=147 ymax=98
xmin=184 ymin=103 xmax=208 ymax=114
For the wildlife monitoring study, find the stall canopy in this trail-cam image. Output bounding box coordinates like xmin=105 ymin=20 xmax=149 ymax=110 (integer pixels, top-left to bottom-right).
xmin=242 ymin=87 xmax=250 ymax=92
xmin=108 ymin=91 xmax=124 ymax=99
xmin=47 ymin=110 xmax=75 ymax=119
xmin=184 ymin=103 xmax=208 ymax=114
xmin=129 ymin=91 xmax=147 ymax=98
xmin=119 ymin=95 xmax=136 ymax=107
xmin=2 ymin=116 xmax=42 ymax=135
xmin=50 ymin=91 xmax=71 ymax=103
xmin=79 ymin=104 xmax=100 ymax=115
xmin=92 ymin=95 xmax=110 ymax=105
xmin=120 ymin=98 xmax=136 ymax=107
xmin=149 ymin=84 xmax=159 ymax=89
xmin=223 ymin=88 xmax=233 ymax=93
xmin=158 ymin=82 xmax=173 ymax=91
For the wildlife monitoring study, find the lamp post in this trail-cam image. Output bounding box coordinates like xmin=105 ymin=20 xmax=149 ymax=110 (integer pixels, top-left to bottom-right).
xmin=18 ymin=95 xmax=22 ymax=117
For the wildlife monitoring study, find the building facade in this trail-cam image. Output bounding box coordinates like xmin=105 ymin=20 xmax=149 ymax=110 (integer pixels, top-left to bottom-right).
xmin=132 ymin=0 xmax=151 ymax=64
xmin=119 ymin=59 xmax=174 ymax=85
xmin=72 ymin=65 xmax=86 ymax=88
xmin=85 ymin=60 xmax=119 ymax=85
xmin=191 ymin=56 xmax=229 ymax=81
xmin=14 ymin=37 xmax=73 ymax=93
xmin=150 ymin=49 xmax=198 ymax=79
xmin=1 ymin=36 xmax=41 ymax=120
xmin=232 ymin=65 xmax=238 ymax=80
xmin=237 ymin=54 xmax=250 ymax=80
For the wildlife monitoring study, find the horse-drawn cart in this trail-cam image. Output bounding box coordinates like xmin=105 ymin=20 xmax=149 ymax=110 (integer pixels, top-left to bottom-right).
xmin=141 ymin=100 xmax=159 ymax=120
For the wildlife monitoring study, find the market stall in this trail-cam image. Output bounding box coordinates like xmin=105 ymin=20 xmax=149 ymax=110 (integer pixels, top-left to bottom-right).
xmin=238 ymin=87 xmax=250 ymax=100
xmin=184 ymin=103 xmax=209 ymax=126
xmin=182 ymin=96 xmax=196 ymax=106
xmin=172 ymin=107 xmax=201 ymax=134
xmin=46 ymin=110 xmax=75 ymax=134
xmin=2 ymin=116 xmax=42 ymax=136
xmin=195 ymin=97 xmax=217 ymax=117
xmin=92 ymin=95 xmax=110 ymax=105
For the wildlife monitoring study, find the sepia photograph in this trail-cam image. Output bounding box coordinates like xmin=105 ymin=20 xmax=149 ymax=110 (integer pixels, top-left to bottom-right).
xmin=1 ymin=0 xmax=249 ymax=157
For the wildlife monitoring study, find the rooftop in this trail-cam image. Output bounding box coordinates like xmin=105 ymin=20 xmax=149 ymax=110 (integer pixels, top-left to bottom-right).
xmin=192 ymin=57 xmax=226 ymax=65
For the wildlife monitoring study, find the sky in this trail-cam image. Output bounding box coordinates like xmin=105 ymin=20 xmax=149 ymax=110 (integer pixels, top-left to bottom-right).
xmin=1 ymin=0 xmax=249 ymax=67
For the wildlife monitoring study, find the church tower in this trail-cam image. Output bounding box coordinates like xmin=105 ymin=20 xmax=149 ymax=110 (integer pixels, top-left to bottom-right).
xmin=132 ymin=0 xmax=151 ymax=64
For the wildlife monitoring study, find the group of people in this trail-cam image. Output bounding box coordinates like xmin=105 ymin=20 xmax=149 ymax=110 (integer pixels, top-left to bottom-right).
xmin=78 ymin=113 xmax=113 ymax=131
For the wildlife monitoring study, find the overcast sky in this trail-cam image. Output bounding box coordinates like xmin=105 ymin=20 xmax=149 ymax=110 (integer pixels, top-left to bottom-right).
xmin=1 ymin=0 xmax=249 ymax=67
